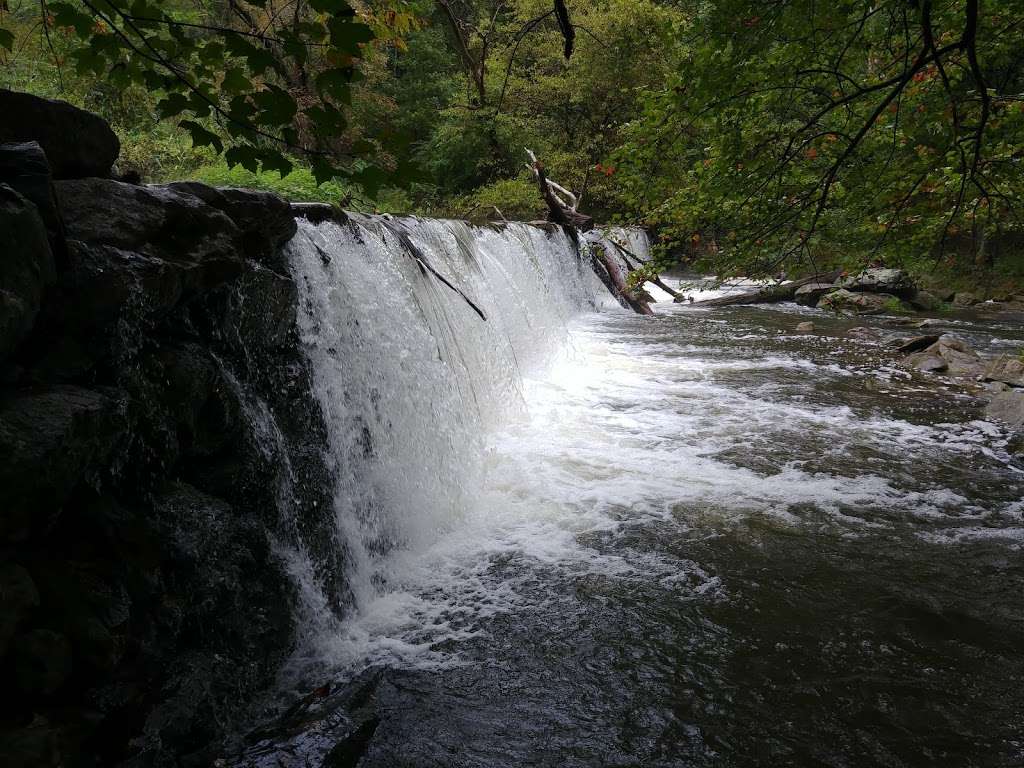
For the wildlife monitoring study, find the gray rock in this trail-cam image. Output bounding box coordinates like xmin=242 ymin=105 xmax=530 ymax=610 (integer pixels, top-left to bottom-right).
xmin=894 ymin=334 xmax=941 ymax=353
xmin=847 ymin=326 xmax=881 ymax=339
xmin=904 ymin=335 xmax=985 ymax=378
xmin=820 ymin=289 xmax=896 ymax=315
xmin=292 ymin=201 xmax=342 ymax=225
xmin=904 ymin=352 xmax=948 ymax=373
xmin=0 ymin=564 xmax=39 ymax=658
xmin=983 ymin=355 xmax=1024 ymax=388
xmin=838 ymin=268 xmax=915 ymax=297
xmin=0 ymin=89 xmax=120 ymax=179
xmin=907 ymin=289 xmax=942 ymax=311
xmin=934 ymin=334 xmax=984 ymax=377
xmin=162 ymin=182 xmax=297 ymax=265
xmin=795 ymin=321 xmax=815 ymax=332
xmin=952 ymin=291 xmax=978 ymax=307
xmin=914 ymin=318 xmax=944 ymax=328
xmin=0 ymin=142 xmax=66 ymax=263
xmin=55 ymin=179 xmax=243 ymax=289
xmin=0 ymin=386 xmax=126 ymax=541
xmin=793 ymin=283 xmax=834 ymax=307
xmin=0 ymin=184 xmax=55 ymax=362
xmin=11 ymin=629 xmax=72 ymax=695
xmin=986 ymin=389 xmax=1024 ymax=430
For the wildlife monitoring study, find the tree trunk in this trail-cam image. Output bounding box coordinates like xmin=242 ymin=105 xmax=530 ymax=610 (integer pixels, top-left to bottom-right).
xmin=592 ymin=244 xmax=654 ymax=315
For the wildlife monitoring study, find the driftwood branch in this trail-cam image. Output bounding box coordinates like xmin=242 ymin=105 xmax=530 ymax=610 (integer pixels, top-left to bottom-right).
xmin=526 ymin=149 xmax=593 ymax=231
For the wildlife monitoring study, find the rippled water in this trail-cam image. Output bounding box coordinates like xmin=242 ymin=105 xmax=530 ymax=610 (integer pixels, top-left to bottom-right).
xmin=237 ymin=242 xmax=1024 ymax=767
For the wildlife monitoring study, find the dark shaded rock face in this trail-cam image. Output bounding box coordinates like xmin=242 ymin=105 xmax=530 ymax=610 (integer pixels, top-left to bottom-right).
xmin=0 ymin=101 xmax=339 ymax=768
xmin=0 ymin=142 xmax=67 ymax=264
xmin=0 ymin=90 xmax=120 ymax=180
xmin=0 ymin=184 xmax=56 ymax=361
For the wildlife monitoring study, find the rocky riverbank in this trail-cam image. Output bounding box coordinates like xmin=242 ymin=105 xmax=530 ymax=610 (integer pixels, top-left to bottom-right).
xmin=784 ymin=269 xmax=1024 ymax=438
xmin=1 ymin=89 xmax=342 ymax=767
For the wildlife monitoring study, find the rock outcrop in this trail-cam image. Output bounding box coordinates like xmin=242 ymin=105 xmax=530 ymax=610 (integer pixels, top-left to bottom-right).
xmin=819 ymin=288 xmax=897 ymax=315
xmin=838 ymin=267 xmax=915 ymax=297
xmin=902 ymin=334 xmax=985 ymax=378
xmin=0 ymin=93 xmax=337 ymax=768
xmin=0 ymin=89 xmax=120 ymax=179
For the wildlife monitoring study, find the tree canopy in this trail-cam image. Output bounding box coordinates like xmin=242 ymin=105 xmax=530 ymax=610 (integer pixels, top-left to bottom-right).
xmin=2 ymin=0 xmax=1022 ymax=280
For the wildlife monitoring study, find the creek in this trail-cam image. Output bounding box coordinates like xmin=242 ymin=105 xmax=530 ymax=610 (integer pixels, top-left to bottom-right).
xmin=235 ymin=216 xmax=1024 ymax=767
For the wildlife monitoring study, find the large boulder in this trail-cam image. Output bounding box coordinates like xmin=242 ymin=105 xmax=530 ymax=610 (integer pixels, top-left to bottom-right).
xmin=819 ymin=288 xmax=896 ymax=315
xmin=55 ymin=179 xmax=243 ymax=284
xmin=983 ymin=355 xmax=1024 ymax=388
xmin=0 ymin=385 xmax=127 ymax=541
xmin=0 ymin=89 xmax=120 ymax=179
xmin=906 ymin=289 xmax=943 ymax=312
xmin=793 ymin=282 xmax=835 ymax=307
xmin=838 ymin=268 xmax=915 ymax=297
xmin=986 ymin=389 xmax=1024 ymax=430
xmin=162 ymin=182 xmax=297 ymax=265
xmin=0 ymin=142 xmax=66 ymax=263
xmin=902 ymin=335 xmax=985 ymax=378
xmin=0 ymin=184 xmax=55 ymax=362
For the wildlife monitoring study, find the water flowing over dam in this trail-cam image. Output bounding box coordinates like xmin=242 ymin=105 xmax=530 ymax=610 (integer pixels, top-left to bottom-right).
xmin=233 ymin=215 xmax=1024 ymax=767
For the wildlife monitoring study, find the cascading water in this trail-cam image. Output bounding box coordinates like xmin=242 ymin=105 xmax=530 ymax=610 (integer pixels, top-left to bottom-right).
xmin=283 ymin=215 xmax=627 ymax=670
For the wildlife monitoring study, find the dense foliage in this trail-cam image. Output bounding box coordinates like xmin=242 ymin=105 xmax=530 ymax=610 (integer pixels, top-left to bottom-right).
xmin=613 ymin=0 xmax=1024 ymax=279
xmin=2 ymin=0 xmax=1022 ymax=278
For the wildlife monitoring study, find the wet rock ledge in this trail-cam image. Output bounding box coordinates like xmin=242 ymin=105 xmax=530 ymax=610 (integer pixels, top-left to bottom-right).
xmin=0 ymin=89 xmax=339 ymax=767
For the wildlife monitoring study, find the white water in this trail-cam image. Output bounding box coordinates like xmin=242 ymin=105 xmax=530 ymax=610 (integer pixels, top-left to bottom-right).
xmin=284 ymin=216 xmax=1024 ymax=679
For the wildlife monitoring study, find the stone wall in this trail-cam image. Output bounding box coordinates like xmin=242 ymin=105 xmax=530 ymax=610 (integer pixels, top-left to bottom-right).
xmin=0 ymin=90 xmax=338 ymax=767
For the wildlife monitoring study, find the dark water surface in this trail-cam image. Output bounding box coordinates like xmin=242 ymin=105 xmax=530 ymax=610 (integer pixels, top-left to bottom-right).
xmin=235 ymin=295 xmax=1024 ymax=768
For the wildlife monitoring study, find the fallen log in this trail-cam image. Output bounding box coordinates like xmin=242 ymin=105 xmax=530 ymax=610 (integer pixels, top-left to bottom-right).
xmin=691 ymin=270 xmax=843 ymax=307
xmin=592 ymin=244 xmax=654 ymax=315
xmin=605 ymin=239 xmax=685 ymax=302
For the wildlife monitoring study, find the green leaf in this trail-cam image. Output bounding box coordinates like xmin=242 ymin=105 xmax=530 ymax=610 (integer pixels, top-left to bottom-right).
xmin=179 ymin=120 xmax=224 ymax=154
xmin=259 ymin=150 xmax=293 ymax=178
xmin=0 ymin=27 xmax=14 ymax=52
xmin=221 ymin=67 xmax=252 ymax=95
xmin=225 ymin=145 xmax=261 ymax=174
xmin=315 ymin=68 xmax=353 ymax=103
xmin=157 ymin=92 xmax=190 ymax=119
xmin=252 ymin=85 xmax=297 ymax=126
xmin=308 ymin=0 xmax=353 ymax=14
xmin=327 ymin=17 xmax=374 ymax=54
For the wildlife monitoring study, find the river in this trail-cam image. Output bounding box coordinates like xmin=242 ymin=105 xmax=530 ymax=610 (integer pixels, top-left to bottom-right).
xmin=233 ymin=219 xmax=1024 ymax=767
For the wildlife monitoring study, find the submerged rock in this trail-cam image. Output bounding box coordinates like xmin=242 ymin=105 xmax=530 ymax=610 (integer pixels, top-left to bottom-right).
xmin=795 ymin=321 xmax=815 ymax=332
xmin=847 ymin=326 xmax=881 ymax=340
xmin=0 ymin=89 xmax=120 ymax=179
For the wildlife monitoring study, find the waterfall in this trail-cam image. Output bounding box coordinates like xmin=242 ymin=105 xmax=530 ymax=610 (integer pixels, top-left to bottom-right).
xmin=281 ymin=215 xmax=647 ymax=669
